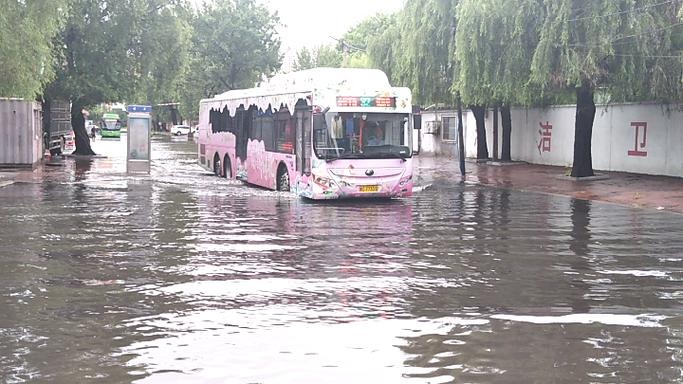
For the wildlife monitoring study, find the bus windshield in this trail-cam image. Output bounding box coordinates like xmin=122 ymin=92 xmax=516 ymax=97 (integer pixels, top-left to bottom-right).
xmin=102 ymin=113 xmax=121 ymax=131
xmin=313 ymin=112 xmax=411 ymax=160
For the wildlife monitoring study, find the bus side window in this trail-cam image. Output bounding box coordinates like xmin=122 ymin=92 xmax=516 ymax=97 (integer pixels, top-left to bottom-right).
xmin=261 ymin=108 xmax=275 ymax=151
xmin=250 ymin=107 xmax=262 ymax=141
xmin=296 ymin=109 xmax=311 ymax=175
xmin=235 ymin=108 xmax=249 ymax=161
xmin=296 ymin=111 xmax=303 ymax=173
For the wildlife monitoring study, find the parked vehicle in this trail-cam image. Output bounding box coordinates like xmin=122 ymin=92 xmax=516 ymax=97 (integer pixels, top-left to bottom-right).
xmin=171 ymin=124 xmax=191 ymax=136
xmin=45 ymin=100 xmax=73 ymax=155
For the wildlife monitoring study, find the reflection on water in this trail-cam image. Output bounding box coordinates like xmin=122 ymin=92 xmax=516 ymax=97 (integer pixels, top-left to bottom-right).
xmin=1 ymin=136 xmax=682 ymax=383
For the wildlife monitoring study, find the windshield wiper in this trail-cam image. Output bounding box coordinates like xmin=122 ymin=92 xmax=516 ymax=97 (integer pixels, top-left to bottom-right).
xmin=336 ymin=153 xmax=366 ymax=159
xmin=368 ymin=152 xmax=410 ymax=161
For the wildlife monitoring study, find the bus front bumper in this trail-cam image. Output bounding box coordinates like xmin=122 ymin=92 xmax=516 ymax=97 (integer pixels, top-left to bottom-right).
xmin=294 ymin=174 xmax=413 ymax=200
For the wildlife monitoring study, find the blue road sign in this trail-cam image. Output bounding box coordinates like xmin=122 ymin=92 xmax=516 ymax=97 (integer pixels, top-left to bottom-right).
xmin=127 ymin=105 xmax=152 ymax=113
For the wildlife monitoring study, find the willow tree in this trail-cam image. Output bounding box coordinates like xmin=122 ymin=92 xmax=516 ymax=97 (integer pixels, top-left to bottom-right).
xmin=456 ymin=0 xmax=543 ymax=161
xmin=369 ymin=0 xmax=458 ymax=105
xmin=0 ymin=1 xmax=66 ymax=99
xmin=531 ymin=0 xmax=682 ymax=177
xmin=367 ymin=14 xmax=402 ymax=84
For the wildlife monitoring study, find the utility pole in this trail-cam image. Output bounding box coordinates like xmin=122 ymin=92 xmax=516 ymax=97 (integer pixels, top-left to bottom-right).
xmin=341 ymin=40 xmax=349 ymax=68
xmin=456 ymin=93 xmax=466 ymax=177
xmin=493 ymin=105 xmax=499 ymax=161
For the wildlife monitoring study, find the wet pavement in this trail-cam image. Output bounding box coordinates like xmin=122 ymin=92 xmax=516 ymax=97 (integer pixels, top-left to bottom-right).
xmin=1 ymin=136 xmax=683 ymax=383
xmin=414 ymin=157 xmax=683 ymax=215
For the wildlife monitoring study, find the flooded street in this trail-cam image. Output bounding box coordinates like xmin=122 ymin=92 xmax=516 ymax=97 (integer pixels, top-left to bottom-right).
xmin=1 ymin=136 xmax=683 ymax=383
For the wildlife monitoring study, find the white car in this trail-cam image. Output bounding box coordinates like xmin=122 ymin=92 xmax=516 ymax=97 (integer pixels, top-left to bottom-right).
xmin=171 ymin=125 xmax=191 ymax=136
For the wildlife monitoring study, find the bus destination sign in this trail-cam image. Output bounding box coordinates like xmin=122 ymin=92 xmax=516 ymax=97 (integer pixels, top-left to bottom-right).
xmin=336 ymin=96 xmax=396 ymax=108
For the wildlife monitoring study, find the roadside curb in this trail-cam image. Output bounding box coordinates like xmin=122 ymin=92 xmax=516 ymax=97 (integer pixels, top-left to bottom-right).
xmin=63 ymin=154 xmax=108 ymax=159
xmin=487 ymin=161 xmax=527 ymax=167
xmin=556 ymin=173 xmax=610 ymax=182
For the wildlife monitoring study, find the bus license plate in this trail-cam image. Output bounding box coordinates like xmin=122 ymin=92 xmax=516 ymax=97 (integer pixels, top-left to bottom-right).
xmin=359 ymin=185 xmax=379 ymax=193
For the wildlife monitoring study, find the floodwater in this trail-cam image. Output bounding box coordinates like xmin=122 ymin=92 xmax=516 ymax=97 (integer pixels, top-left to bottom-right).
xmin=1 ymin=135 xmax=683 ymax=383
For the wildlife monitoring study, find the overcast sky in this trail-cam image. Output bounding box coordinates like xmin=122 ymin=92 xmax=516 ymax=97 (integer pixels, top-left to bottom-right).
xmin=192 ymin=0 xmax=405 ymax=69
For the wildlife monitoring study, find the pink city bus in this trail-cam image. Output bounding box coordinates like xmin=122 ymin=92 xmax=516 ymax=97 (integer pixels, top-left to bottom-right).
xmin=197 ymin=68 xmax=414 ymax=200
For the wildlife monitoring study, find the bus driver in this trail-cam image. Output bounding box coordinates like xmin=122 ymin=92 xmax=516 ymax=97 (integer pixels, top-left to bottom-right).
xmin=366 ymin=124 xmax=385 ymax=146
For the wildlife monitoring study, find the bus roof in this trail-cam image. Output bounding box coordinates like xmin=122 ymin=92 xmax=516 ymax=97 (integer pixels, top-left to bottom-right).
xmin=259 ymin=67 xmax=391 ymax=94
xmin=200 ymin=68 xmax=411 ymax=116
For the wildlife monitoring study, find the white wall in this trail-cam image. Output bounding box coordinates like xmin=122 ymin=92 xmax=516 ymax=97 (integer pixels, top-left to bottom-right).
xmin=418 ymin=103 xmax=683 ymax=178
xmin=417 ymin=110 xmax=468 ymax=157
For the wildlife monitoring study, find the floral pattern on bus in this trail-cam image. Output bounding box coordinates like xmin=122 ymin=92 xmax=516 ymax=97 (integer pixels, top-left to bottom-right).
xmin=246 ymin=139 xmax=295 ymax=190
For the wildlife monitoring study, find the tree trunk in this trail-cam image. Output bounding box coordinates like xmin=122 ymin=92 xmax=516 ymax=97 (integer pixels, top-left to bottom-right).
xmin=492 ymin=105 xmax=499 ymax=161
xmin=170 ymin=106 xmax=179 ymax=125
xmin=501 ymin=105 xmax=512 ymax=162
xmin=470 ymin=105 xmax=488 ymax=160
xmin=571 ymin=83 xmax=595 ymax=177
xmin=71 ymin=99 xmax=96 ymax=156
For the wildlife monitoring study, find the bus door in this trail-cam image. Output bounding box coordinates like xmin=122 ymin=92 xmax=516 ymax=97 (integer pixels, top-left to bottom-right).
xmin=296 ymin=108 xmax=311 ymax=175
xmin=235 ymin=107 xmax=249 ymax=162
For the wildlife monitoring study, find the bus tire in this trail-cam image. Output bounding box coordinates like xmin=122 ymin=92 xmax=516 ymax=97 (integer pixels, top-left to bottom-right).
xmin=277 ymin=164 xmax=290 ymax=192
xmin=213 ymin=154 xmax=221 ymax=177
xmin=223 ymin=155 xmax=232 ymax=179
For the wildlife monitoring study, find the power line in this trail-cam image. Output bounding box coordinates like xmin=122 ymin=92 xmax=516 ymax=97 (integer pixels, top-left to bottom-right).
xmin=568 ymin=0 xmax=676 ymax=22
xmin=612 ymin=21 xmax=683 ymax=42
xmin=564 ymin=20 xmax=683 ymax=48
xmin=613 ymin=53 xmax=682 ymax=58
xmin=328 ymin=36 xmax=366 ymax=53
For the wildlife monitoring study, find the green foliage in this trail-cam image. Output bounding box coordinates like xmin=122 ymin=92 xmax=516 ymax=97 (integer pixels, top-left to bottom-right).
xmin=367 ymin=13 xmax=401 ymax=82
xmin=315 ymin=45 xmax=343 ymax=67
xmin=131 ymin=2 xmax=192 ymax=111
xmin=347 ymin=54 xmax=373 ymax=68
xmin=366 ymin=0 xmax=682 ymax=107
xmin=369 ymin=0 xmax=458 ymax=105
xmin=455 ymin=0 xmax=544 ymax=106
xmin=0 ymin=0 xmax=66 ymax=99
xmin=190 ymin=0 xmax=282 ymax=98
xmin=48 ymin=0 xmax=157 ymax=105
xmin=176 ymin=0 xmax=281 ymax=118
xmin=293 ymin=47 xmax=316 ymax=71
xmin=340 ymin=14 xmax=392 ymax=69
xmin=531 ymin=0 xmax=683 ymax=101
xmin=292 ymin=45 xmax=342 ymax=71
xmin=87 ymin=104 xmax=107 ymax=123
xmin=342 ymin=14 xmax=393 ymax=52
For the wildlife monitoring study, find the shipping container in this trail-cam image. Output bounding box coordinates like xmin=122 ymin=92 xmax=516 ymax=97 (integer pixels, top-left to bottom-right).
xmin=0 ymin=98 xmax=43 ymax=167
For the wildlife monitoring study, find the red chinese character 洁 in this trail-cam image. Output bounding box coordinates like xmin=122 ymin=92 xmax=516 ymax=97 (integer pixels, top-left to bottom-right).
xmin=538 ymin=121 xmax=552 ymax=153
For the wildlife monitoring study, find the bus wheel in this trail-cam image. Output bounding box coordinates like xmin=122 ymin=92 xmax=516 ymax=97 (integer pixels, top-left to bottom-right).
xmin=277 ymin=164 xmax=290 ymax=192
xmin=223 ymin=155 xmax=232 ymax=179
xmin=213 ymin=154 xmax=221 ymax=177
